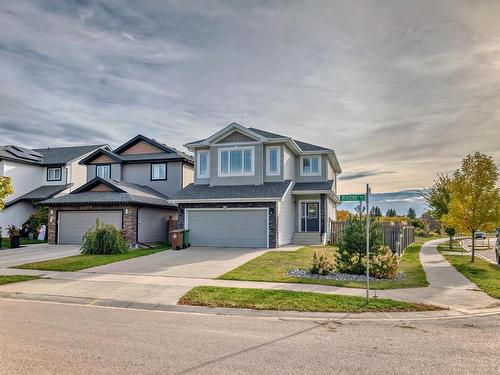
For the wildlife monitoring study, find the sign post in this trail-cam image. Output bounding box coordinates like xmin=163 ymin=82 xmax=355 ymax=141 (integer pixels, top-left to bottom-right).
xmin=365 ymin=184 xmax=371 ymax=303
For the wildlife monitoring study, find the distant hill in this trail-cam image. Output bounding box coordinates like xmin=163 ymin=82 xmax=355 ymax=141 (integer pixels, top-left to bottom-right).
xmin=339 ymin=189 xmax=427 ymax=217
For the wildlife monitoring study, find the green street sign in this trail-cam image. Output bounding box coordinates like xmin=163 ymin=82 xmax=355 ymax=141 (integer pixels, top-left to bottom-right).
xmin=340 ymin=194 xmax=366 ymax=202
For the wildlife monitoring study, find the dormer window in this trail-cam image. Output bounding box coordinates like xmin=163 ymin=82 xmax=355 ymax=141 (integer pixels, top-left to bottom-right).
xmin=47 ymin=167 xmax=62 ymax=181
xmin=301 ymin=156 xmax=321 ymax=176
xmin=266 ymin=147 xmax=280 ymax=175
xmin=96 ymin=164 xmax=111 ymax=179
xmin=197 ymin=151 xmax=210 ymax=178
xmin=218 ymin=147 xmax=254 ymax=176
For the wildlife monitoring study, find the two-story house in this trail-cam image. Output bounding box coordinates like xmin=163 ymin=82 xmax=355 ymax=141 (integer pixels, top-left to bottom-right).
xmin=172 ymin=123 xmax=341 ymax=248
xmin=42 ymin=135 xmax=194 ymax=245
xmin=0 ymin=144 xmax=107 ymax=236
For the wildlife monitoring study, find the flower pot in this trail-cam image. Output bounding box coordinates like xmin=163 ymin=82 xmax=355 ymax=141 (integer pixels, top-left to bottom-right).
xmin=10 ymin=235 xmax=20 ymax=249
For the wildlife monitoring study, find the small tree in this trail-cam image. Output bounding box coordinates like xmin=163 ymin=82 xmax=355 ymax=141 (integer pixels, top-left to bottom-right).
xmin=407 ymin=208 xmax=416 ymax=220
xmin=0 ymin=177 xmax=14 ymax=210
xmin=386 ymin=208 xmax=397 ymax=217
xmin=336 ymin=210 xmax=350 ymax=222
xmin=443 ymin=152 xmax=500 ymax=262
xmin=444 ymin=227 xmax=456 ymax=250
xmin=336 ymin=215 xmax=384 ymax=275
xmin=370 ymin=206 xmax=382 ymax=217
xmin=420 ymin=173 xmax=453 ymax=220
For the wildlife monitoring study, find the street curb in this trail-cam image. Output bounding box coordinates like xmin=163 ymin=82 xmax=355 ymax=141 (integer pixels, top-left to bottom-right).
xmin=1 ymin=291 xmax=499 ymax=322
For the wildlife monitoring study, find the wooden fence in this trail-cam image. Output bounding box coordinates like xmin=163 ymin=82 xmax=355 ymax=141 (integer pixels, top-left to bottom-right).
xmin=330 ymin=221 xmax=415 ymax=255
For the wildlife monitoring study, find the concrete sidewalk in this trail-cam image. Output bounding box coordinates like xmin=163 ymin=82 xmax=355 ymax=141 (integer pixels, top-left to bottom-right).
xmin=0 ymin=239 xmax=498 ymax=312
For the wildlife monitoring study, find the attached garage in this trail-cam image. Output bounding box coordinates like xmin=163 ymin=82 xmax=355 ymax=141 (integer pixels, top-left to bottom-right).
xmin=58 ymin=210 xmax=123 ymax=244
xmin=185 ymin=208 xmax=268 ymax=248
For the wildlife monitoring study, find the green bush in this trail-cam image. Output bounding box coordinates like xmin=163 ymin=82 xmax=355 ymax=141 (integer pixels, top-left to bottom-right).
xmin=80 ymin=219 xmax=128 ymax=255
xmin=310 ymin=251 xmax=334 ymax=275
xmin=370 ymin=246 xmax=399 ymax=279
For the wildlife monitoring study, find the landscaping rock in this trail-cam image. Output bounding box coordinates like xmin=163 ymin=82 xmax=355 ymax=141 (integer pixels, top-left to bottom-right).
xmin=287 ymin=268 xmax=405 ymax=281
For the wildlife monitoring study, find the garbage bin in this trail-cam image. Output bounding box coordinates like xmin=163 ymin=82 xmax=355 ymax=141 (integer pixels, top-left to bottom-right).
xmin=169 ymin=229 xmax=184 ymax=250
xmin=183 ymin=229 xmax=190 ymax=248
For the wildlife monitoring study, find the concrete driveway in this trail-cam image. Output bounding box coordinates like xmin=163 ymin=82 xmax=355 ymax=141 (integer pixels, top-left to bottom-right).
xmin=86 ymin=246 xmax=275 ymax=278
xmin=0 ymin=244 xmax=80 ymax=268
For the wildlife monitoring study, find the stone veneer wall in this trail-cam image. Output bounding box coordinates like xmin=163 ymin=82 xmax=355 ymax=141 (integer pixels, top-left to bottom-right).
xmin=178 ymin=202 xmax=278 ymax=248
xmin=47 ymin=205 xmax=138 ymax=245
xmin=320 ymin=194 xmax=326 ymax=235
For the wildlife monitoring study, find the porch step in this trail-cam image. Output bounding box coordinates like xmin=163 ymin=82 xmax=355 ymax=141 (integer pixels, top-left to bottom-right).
xmin=292 ymin=232 xmax=322 ymax=245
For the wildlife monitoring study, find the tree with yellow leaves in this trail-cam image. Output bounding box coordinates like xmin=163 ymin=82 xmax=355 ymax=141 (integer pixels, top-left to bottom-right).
xmin=0 ymin=176 xmax=14 ymax=210
xmin=442 ymin=152 xmax=500 ymax=262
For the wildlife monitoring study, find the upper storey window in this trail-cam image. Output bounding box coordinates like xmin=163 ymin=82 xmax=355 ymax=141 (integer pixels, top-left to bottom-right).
xmin=301 ymin=156 xmax=321 ymax=176
xmin=47 ymin=167 xmax=62 ymax=181
xmin=96 ymin=164 xmax=111 ymax=179
xmin=151 ymin=163 xmax=167 ymax=180
xmin=266 ymin=147 xmax=280 ymax=175
xmin=218 ymin=147 xmax=254 ymax=176
xmin=197 ymin=151 xmax=210 ymax=178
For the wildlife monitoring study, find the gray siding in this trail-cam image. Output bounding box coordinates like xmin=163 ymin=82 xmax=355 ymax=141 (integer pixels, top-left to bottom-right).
xmin=294 ymin=155 xmax=328 ymax=183
xmin=185 ymin=208 xmax=268 ymax=247
xmin=210 ymin=143 xmax=264 ymax=186
xmin=138 ymin=207 xmax=177 ymax=243
xmin=283 ymin=144 xmax=296 ymax=180
xmin=216 ymin=131 xmax=256 ymax=144
xmin=121 ymin=162 xmax=183 ymax=198
xmin=87 ymin=165 xmax=96 ymax=181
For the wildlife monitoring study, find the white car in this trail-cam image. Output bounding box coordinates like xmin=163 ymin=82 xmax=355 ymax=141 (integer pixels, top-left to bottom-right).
xmin=474 ymin=231 xmax=487 ymax=240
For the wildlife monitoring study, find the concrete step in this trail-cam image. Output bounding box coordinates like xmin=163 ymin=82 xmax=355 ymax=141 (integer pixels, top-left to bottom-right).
xmin=292 ymin=232 xmax=322 ymax=245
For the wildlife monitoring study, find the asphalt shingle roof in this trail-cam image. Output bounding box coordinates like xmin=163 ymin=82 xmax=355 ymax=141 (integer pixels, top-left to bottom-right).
xmin=172 ymin=180 xmax=293 ymax=201
xmin=33 ymin=145 xmax=107 ymax=165
xmin=292 ymin=180 xmax=335 ymax=191
xmin=41 ymin=178 xmax=173 ymax=207
xmin=5 ymin=184 xmax=73 ymax=207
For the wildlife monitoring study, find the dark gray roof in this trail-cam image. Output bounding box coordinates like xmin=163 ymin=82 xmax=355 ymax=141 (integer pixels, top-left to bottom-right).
xmin=247 ymin=127 xmax=286 ymax=139
xmin=294 ymin=140 xmax=331 ymax=152
xmin=292 ymin=180 xmax=335 ymax=191
xmin=5 ymin=184 xmax=72 ymax=207
xmin=41 ymin=178 xmax=174 ymax=207
xmin=33 ymin=145 xmax=107 ymax=165
xmin=119 ymin=152 xmax=193 ymax=162
xmin=173 ymin=180 xmax=293 ymax=201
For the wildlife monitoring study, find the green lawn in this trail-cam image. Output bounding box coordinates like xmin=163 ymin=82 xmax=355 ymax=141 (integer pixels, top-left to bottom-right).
xmin=218 ymin=243 xmax=428 ymax=289
xmin=178 ymin=286 xmax=442 ymax=313
xmin=437 ymin=239 xmax=466 ymax=252
xmin=1 ymin=238 xmax=47 ymax=248
xmin=13 ymin=243 xmax=170 ymax=272
xmin=442 ymin=255 xmax=499 ymax=299
xmin=0 ymin=275 xmax=39 ymax=285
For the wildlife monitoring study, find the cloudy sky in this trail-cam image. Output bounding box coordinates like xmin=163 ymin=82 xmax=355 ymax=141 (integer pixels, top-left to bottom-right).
xmin=1 ymin=0 xmax=499 ymax=196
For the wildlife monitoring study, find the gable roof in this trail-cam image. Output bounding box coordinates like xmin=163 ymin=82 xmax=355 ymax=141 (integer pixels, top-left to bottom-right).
xmin=79 ymin=148 xmax=123 ymax=165
xmin=114 ymin=134 xmax=176 ymax=155
xmin=5 ymin=184 xmax=73 ymax=208
xmin=0 ymin=144 xmax=107 ymax=165
xmin=41 ymin=177 xmax=174 ymax=208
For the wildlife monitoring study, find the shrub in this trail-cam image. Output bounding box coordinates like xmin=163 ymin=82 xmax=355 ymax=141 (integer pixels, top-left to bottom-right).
xmin=29 ymin=207 xmax=48 ymax=232
xmin=335 ymin=215 xmax=384 ymax=275
xmin=369 ymin=246 xmax=399 ymax=279
xmin=80 ymin=219 xmax=128 ymax=255
xmin=310 ymin=252 xmax=334 ymax=275
xmin=7 ymin=225 xmax=20 ymax=237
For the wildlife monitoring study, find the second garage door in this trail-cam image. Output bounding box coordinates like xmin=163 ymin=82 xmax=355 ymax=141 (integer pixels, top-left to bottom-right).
xmin=58 ymin=211 xmax=123 ymax=244
xmin=186 ymin=209 xmax=268 ymax=248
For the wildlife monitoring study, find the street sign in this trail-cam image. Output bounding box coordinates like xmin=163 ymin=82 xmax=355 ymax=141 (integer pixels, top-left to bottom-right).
xmin=340 ymin=194 xmax=365 ymax=202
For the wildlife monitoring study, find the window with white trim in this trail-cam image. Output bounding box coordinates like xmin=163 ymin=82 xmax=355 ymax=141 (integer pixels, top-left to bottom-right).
xmin=301 ymin=156 xmax=321 ymax=176
xmin=197 ymin=151 xmax=210 ymax=178
xmin=47 ymin=167 xmax=62 ymax=181
xmin=266 ymin=147 xmax=280 ymax=175
xmin=218 ymin=147 xmax=254 ymax=176
xmin=96 ymin=165 xmax=111 ymax=179
xmin=151 ymin=163 xmax=167 ymax=180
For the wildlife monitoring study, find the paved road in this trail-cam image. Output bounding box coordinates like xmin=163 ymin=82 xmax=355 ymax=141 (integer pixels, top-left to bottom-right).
xmin=0 ymin=299 xmax=499 ymax=374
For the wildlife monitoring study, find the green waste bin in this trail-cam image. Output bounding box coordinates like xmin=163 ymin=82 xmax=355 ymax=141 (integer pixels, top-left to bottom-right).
xmin=183 ymin=229 xmax=190 ymax=248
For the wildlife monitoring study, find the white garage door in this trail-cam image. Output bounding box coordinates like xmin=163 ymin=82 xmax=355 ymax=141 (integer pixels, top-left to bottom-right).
xmin=58 ymin=211 xmax=123 ymax=244
xmin=186 ymin=209 xmax=268 ymax=248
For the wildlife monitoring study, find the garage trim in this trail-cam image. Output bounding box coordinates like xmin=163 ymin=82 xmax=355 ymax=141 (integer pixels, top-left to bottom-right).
xmin=56 ymin=209 xmax=125 ymax=244
xmin=184 ymin=207 xmax=269 ymax=248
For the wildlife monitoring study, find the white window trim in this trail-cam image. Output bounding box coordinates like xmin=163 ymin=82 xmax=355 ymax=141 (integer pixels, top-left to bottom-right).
xmin=96 ymin=165 xmax=111 ymax=179
xmin=217 ymin=146 xmax=255 ymax=177
xmin=266 ymin=146 xmax=281 ymax=176
xmin=47 ymin=167 xmax=62 ymax=181
xmin=197 ymin=151 xmax=210 ymax=178
xmin=300 ymin=155 xmax=322 ymax=176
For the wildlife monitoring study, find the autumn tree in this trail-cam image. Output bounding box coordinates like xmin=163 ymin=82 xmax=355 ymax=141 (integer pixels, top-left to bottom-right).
xmin=0 ymin=177 xmax=14 ymax=210
xmin=443 ymin=152 xmax=500 ymax=262
xmin=336 ymin=210 xmax=350 ymax=222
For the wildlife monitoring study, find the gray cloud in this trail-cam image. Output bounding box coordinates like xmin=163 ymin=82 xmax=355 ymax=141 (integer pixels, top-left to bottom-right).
xmin=0 ymin=0 xmax=499 ymax=192
xmin=339 ymin=170 xmax=395 ymax=181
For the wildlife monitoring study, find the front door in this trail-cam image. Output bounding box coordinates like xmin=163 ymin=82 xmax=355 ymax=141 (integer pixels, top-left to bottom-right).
xmin=300 ymin=202 xmax=319 ymax=232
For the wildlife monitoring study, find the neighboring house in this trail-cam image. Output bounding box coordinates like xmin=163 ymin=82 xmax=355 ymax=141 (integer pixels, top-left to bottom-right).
xmin=171 ymin=122 xmax=341 ymax=248
xmin=42 ymin=135 xmax=194 ymax=245
xmin=0 ymin=144 xmax=107 ymax=236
